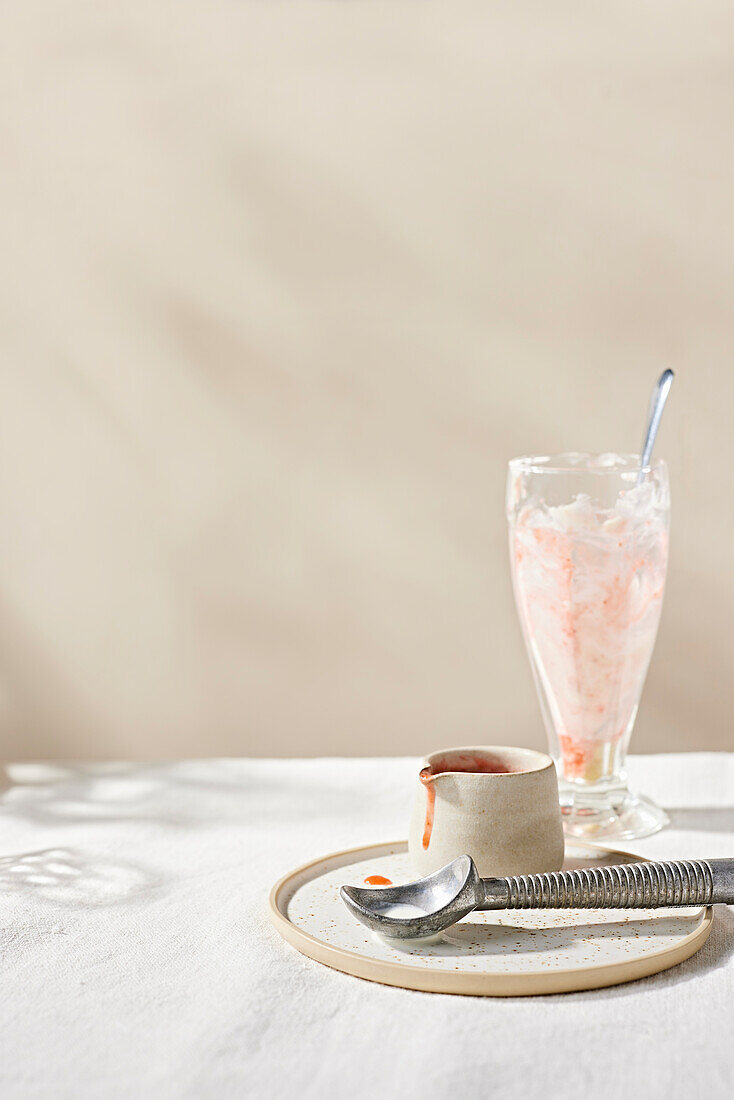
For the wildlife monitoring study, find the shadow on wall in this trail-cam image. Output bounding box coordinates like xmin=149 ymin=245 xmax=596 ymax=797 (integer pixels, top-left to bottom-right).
xmin=0 ymin=596 xmax=106 ymax=761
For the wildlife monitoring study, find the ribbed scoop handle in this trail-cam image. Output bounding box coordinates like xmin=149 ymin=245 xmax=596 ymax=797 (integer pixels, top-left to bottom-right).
xmin=494 ymin=858 xmax=732 ymax=909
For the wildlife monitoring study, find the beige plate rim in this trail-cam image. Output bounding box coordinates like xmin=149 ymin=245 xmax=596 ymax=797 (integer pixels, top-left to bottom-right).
xmin=268 ymin=839 xmax=713 ymax=997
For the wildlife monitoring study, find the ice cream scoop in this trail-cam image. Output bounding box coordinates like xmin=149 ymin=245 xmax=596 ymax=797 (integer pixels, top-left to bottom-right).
xmin=340 ymin=854 xmax=734 ymax=939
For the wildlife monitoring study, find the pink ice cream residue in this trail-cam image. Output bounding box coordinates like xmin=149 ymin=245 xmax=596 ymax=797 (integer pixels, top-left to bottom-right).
xmin=510 ymin=484 xmax=668 ymax=782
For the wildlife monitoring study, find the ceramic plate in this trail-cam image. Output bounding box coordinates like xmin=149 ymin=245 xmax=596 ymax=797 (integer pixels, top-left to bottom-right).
xmin=269 ymin=841 xmax=712 ymax=996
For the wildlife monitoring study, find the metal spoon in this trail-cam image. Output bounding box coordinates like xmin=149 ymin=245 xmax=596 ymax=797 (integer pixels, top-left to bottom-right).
xmin=637 ymin=368 xmax=674 ymax=486
xmin=340 ymin=854 xmax=734 ymax=939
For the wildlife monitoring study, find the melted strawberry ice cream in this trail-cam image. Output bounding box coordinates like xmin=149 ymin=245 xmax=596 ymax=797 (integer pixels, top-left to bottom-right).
xmin=510 ymin=485 xmax=667 ymax=782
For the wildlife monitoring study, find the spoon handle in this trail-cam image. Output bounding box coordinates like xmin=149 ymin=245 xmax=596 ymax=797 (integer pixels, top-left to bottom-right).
xmin=481 ymin=858 xmax=734 ymax=910
xmin=637 ymin=368 xmax=674 ymax=486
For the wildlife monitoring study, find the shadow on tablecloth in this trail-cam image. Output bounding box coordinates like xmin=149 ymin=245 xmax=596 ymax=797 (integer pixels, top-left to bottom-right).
xmin=0 ymin=846 xmax=159 ymax=908
xmin=0 ymin=760 xmax=368 ymax=829
xmin=665 ymin=806 xmax=734 ymax=834
xmin=541 ymin=903 xmax=734 ymax=1002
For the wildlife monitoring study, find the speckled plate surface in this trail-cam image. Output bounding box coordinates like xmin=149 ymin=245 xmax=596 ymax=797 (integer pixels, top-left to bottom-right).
xmin=269 ymin=840 xmax=712 ymax=996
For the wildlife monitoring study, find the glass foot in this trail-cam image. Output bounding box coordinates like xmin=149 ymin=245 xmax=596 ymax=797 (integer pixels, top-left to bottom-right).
xmin=561 ymin=791 xmax=670 ymax=842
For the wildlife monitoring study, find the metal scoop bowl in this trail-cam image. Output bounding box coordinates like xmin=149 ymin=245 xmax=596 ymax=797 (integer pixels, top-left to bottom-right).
xmin=341 ymin=854 xmax=734 ymax=939
xmin=341 ymin=856 xmax=481 ymax=940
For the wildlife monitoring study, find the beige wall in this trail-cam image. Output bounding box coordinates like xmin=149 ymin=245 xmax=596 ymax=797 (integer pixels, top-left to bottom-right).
xmin=0 ymin=3 xmax=732 ymax=760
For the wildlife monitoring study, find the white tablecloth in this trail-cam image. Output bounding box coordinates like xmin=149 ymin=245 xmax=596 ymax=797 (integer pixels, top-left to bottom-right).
xmin=0 ymin=754 xmax=732 ymax=1099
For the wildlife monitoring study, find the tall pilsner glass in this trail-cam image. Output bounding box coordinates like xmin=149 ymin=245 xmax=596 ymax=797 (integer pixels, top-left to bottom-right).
xmin=507 ymin=453 xmax=670 ymax=840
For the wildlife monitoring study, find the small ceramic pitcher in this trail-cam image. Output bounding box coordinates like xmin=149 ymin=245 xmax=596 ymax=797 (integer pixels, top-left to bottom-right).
xmin=408 ymin=745 xmax=564 ymax=878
